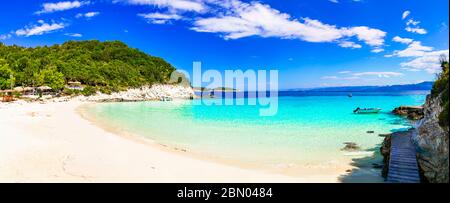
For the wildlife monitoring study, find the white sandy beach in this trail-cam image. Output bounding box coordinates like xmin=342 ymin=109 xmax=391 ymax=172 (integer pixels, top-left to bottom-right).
xmin=0 ymin=100 xmax=344 ymax=183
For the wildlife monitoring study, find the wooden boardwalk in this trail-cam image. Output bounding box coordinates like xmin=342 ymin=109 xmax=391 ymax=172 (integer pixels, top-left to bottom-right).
xmin=387 ymin=132 xmax=420 ymax=183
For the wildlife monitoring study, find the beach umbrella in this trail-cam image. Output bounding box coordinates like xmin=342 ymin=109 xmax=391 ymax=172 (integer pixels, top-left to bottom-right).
xmin=13 ymin=86 xmax=25 ymax=92
xmin=37 ymin=86 xmax=52 ymax=91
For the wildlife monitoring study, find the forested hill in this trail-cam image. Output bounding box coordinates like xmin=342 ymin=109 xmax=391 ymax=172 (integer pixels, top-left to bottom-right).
xmin=0 ymin=40 xmax=176 ymax=93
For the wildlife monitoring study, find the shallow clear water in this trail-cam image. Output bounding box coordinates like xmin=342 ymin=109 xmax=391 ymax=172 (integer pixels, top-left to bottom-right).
xmin=85 ymin=91 xmax=427 ymax=170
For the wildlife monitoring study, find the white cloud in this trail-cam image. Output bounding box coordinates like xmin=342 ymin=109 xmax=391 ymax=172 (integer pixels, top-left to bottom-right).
xmin=349 ymin=26 xmax=386 ymax=47
xmin=406 ymin=19 xmax=420 ymax=26
xmin=342 ymin=76 xmax=360 ymax=80
xmin=65 ymin=33 xmax=82 ymax=37
xmin=124 ymin=0 xmax=385 ymax=52
xmin=402 ymin=10 xmax=410 ymax=20
xmin=190 ymin=1 xmax=386 ymax=49
xmin=85 ymin=11 xmax=100 ymax=18
xmin=391 ymin=41 xmax=433 ymax=57
xmin=386 ymin=38 xmax=448 ymax=74
xmin=124 ymin=0 xmax=205 ymax=12
xmin=322 ymin=70 xmax=404 ymax=80
xmin=352 ymin=72 xmax=403 ymax=78
xmin=36 ymin=1 xmax=90 ymax=14
xmin=15 ymin=21 xmax=66 ymax=37
xmin=0 ymin=34 xmax=12 ymax=40
xmin=338 ymin=41 xmax=362 ymax=49
xmin=371 ymin=48 xmax=384 ymax=53
xmin=76 ymin=11 xmax=100 ymax=18
xmin=402 ymin=12 xmax=427 ymax=34
xmin=329 ymin=0 xmax=339 ymax=3
xmin=440 ymin=22 xmax=448 ymax=32
xmin=405 ymin=26 xmax=427 ymax=34
xmin=401 ymin=50 xmax=449 ymax=73
xmin=392 ymin=36 xmax=413 ymax=44
xmin=321 ymin=75 xmax=360 ymax=80
xmin=138 ymin=12 xmax=182 ymax=24
xmin=321 ymin=76 xmax=338 ymax=79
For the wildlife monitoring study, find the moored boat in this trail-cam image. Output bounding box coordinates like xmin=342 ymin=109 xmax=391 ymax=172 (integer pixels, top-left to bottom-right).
xmin=353 ymin=107 xmax=381 ymax=114
xmin=160 ymin=96 xmax=173 ymax=101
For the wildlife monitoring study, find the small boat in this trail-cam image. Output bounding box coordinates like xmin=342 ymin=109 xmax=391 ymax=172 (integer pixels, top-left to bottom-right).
xmin=353 ymin=107 xmax=381 ymax=114
xmin=160 ymin=96 xmax=173 ymax=101
xmin=209 ymin=91 xmax=215 ymax=98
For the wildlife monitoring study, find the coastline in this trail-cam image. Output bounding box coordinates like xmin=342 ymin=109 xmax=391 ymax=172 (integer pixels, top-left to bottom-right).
xmin=0 ymin=100 xmax=345 ymax=183
xmin=78 ymin=102 xmax=355 ymax=180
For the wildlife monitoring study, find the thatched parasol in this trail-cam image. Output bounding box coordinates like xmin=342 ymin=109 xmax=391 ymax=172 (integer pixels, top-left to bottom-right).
xmin=13 ymin=86 xmax=34 ymax=92
xmin=37 ymin=86 xmax=53 ymax=91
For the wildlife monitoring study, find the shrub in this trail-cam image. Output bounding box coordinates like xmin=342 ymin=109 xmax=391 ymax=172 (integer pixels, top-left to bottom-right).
xmin=431 ymin=56 xmax=449 ymax=128
xmin=82 ymin=86 xmax=97 ymax=96
xmin=62 ymin=88 xmax=82 ymax=96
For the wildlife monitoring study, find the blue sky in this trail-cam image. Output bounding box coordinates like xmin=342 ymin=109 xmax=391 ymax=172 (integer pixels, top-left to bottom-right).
xmin=0 ymin=0 xmax=448 ymax=89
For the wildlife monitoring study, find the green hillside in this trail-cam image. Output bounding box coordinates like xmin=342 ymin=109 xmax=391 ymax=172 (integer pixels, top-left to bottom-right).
xmin=0 ymin=40 xmax=176 ymax=94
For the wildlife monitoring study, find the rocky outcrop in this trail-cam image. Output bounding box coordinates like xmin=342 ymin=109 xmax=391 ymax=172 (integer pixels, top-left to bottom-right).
xmin=341 ymin=142 xmax=361 ymax=151
xmin=380 ymin=133 xmax=392 ymax=179
xmin=413 ymin=94 xmax=449 ymax=183
xmin=81 ymin=84 xmax=195 ymax=102
xmin=393 ymin=106 xmax=424 ymax=120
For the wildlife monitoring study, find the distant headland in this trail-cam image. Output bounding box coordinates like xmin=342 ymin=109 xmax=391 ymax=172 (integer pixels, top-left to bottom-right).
xmin=288 ymin=81 xmax=433 ymax=92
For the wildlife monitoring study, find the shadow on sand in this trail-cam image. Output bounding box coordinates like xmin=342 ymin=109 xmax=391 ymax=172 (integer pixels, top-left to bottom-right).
xmin=338 ymin=145 xmax=386 ymax=183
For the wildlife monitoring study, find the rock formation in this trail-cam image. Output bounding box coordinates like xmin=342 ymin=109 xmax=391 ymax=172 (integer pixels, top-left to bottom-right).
xmin=413 ymin=94 xmax=449 ymax=183
xmin=81 ymin=84 xmax=195 ymax=102
xmin=380 ymin=133 xmax=391 ymax=179
xmin=392 ymin=106 xmax=424 ymax=120
xmin=341 ymin=142 xmax=361 ymax=151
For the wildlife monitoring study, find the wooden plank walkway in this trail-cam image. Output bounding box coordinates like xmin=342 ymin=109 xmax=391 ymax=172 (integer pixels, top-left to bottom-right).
xmin=387 ymin=131 xmax=420 ymax=183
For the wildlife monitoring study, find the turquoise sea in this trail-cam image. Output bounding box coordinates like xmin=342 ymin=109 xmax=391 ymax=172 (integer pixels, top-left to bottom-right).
xmin=83 ymin=91 xmax=427 ymax=180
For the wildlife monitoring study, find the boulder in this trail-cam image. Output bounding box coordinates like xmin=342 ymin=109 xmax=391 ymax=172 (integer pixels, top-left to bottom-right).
xmin=379 ymin=133 xmax=391 ymax=179
xmin=392 ymin=106 xmax=424 ymax=120
xmin=341 ymin=142 xmax=361 ymax=151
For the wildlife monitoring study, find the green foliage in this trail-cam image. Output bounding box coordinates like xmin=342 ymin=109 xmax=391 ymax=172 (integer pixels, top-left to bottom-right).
xmin=0 ymin=40 xmax=176 ymax=91
xmin=168 ymin=70 xmax=191 ymax=87
xmin=40 ymin=66 xmax=65 ymax=90
xmin=0 ymin=59 xmax=15 ymax=90
xmin=82 ymin=86 xmax=97 ymax=96
xmin=62 ymin=87 xmax=82 ymax=96
xmin=431 ymin=56 xmax=449 ymax=128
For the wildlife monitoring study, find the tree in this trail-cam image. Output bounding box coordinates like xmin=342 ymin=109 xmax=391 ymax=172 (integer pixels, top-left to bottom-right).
xmin=0 ymin=59 xmax=15 ymax=90
xmin=41 ymin=66 xmax=65 ymax=90
xmin=0 ymin=40 xmax=177 ymax=92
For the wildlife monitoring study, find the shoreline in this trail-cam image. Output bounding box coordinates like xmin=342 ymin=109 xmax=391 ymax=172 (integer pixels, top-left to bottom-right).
xmin=0 ymin=100 xmax=345 ymax=183
xmin=77 ymin=102 xmax=354 ymax=180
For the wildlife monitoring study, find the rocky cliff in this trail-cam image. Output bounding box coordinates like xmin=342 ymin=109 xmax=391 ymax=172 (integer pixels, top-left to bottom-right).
xmin=82 ymin=84 xmax=195 ymax=102
xmin=413 ymin=93 xmax=449 ymax=183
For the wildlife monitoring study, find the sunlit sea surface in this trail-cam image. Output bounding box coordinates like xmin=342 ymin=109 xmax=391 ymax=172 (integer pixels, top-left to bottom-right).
xmin=84 ymin=91 xmax=427 ymax=179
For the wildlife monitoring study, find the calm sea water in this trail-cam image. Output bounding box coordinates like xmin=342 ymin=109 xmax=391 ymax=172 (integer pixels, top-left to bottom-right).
xmin=84 ymin=91 xmax=427 ymax=175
